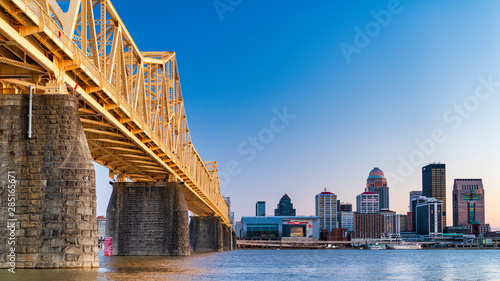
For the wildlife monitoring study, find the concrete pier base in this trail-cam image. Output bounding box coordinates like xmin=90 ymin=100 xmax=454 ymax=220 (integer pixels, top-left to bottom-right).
xmin=106 ymin=181 xmax=190 ymax=256
xmin=232 ymin=230 xmax=237 ymax=250
xmin=0 ymin=94 xmax=98 ymax=268
xmin=190 ymin=216 xmax=226 ymax=252
xmin=223 ymin=224 xmax=231 ymax=251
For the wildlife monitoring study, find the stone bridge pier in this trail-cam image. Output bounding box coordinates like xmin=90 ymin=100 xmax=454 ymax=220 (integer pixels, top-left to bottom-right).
xmin=106 ymin=181 xmax=190 ymax=256
xmin=106 ymin=180 xmax=234 ymax=255
xmin=189 ymin=216 xmax=233 ymax=252
xmin=0 ymin=94 xmax=98 ymax=268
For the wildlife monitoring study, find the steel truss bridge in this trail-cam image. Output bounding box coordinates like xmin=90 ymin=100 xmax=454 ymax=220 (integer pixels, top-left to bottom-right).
xmin=0 ymin=0 xmax=228 ymax=222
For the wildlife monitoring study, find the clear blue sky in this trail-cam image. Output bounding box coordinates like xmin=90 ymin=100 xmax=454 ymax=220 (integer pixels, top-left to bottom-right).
xmin=96 ymin=0 xmax=500 ymax=228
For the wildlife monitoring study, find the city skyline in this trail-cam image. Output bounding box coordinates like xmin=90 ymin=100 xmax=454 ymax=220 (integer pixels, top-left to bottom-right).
xmin=93 ymin=1 xmax=500 ymax=229
xmin=222 ymin=163 xmax=497 ymax=229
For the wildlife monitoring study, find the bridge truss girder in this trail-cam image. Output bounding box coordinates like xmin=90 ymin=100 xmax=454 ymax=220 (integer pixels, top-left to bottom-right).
xmin=0 ymin=0 xmax=228 ymax=222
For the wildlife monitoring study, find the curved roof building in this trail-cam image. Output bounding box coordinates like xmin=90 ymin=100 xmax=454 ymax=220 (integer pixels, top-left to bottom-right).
xmin=367 ymin=167 xmax=387 ymax=187
xmin=366 ymin=167 xmax=389 ymax=210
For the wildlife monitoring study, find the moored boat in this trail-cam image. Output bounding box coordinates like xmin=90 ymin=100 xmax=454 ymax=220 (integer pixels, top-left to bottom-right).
xmin=367 ymin=243 xmax=387 ymax=250
xmin=387 ymin=243 xmax=422 ymax=250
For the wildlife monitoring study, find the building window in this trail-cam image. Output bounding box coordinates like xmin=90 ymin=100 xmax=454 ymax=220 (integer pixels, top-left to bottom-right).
xmin=247 ymin=224 xmax=279 ymax=238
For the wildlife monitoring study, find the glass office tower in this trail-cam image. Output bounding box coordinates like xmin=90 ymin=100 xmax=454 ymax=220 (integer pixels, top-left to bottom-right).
xmin=422 ymin=163 xmax=446 ymax=227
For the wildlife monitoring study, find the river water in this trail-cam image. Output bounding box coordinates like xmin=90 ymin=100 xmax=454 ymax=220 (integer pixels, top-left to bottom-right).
xmin=1 ymin=249 xmax=500 ymax=280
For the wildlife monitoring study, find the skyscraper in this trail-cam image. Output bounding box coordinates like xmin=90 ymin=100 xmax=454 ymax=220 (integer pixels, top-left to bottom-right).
xmin=411 ymin=195 xmax=430 ymax=232
xmin=356 ymin=189 xmax=379 ymax=214
xmin=400 ymin=214 xmax=408 ymax=232
xmin=338 ymin=203 xmax=352 ymax=224
xmin=339 ymin=203 xmax=353 ymax=212
xmin=408 ymin=190 xmax=423 ymax=232
xmin=315 ymin=188 xmax=337 ymax=232
xmin=340 ymin=211 xmax=354 ymax=232
xmin=453 ymin=179 xmax=487 ymax=233
xmin=366 ymin=167 xmax=389 ymax=210
xmin=409 ymin=191 xmax=423 ymax=213
xmin=97 ymin=216 xmax=106 ymax=247
xmin=415 ymin=197 xmax=443 ymax=235
xmin=256 ymin=201 xmax=266 ymax=216
xmin=275 ymin=194 xmax=296 ymax=216
xmin=422 ymin=163 xmax=446 ymax=227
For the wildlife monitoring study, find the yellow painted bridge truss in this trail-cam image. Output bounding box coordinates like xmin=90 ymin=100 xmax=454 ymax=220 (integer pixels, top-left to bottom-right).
xmin=0 ymin=0 xmax=228 ymax=222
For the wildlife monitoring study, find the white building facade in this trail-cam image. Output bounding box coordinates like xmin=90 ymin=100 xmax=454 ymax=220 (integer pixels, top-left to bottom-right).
xmin=356 ymin=189 xmax=379 ymax=214
xmin=315 ymin=188 xmax=337 ymax=232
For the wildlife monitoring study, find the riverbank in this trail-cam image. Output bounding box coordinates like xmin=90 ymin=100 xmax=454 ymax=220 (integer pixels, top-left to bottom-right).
xmin=237 ymin=240 xmax=500 ymax=250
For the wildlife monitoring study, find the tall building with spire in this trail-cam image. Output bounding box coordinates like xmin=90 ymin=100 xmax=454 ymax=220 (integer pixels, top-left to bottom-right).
xmin=275 ymin=194 xmax=296 ymax=216
xmin=315 ymin=188 xmax=338 ymax=232
xmin=422 ymin=163 xmax=446 ymax=227
xmin=366 ymin=167 xmax=389 ymax=210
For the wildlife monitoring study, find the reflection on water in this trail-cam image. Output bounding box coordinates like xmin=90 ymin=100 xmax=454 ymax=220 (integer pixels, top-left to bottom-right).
xmin=0 ymin=251 xmax=222 ymax=281
xmin=96 ymin=251 xmax=221 ymax=280
xmin=1 ymin=249 xmax=500 ymax=280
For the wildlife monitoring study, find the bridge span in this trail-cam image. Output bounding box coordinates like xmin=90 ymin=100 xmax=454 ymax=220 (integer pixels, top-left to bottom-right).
xmin=0 ymin=0 xmax=232 ymax=268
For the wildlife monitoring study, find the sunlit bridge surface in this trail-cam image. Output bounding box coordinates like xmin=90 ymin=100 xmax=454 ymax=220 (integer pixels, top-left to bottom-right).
xmin=0 ymin=0 xmax=228 ymax=222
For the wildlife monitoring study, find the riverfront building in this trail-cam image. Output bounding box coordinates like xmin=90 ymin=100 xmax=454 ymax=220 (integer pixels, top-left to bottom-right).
xmin=415 ymin=197 xmax=443 ymax=235
xmin=366 ymin=167 xmax=389 ymax=210
xmin=224 ymin=197 xmax=235 ymax=228
xmin=400 ymin=214 xmax=408 ymax=232
xmin=275 ymin=194 xmax=296 ymax=216
xmin=340 ymin=211 xmax=354 ymax=232
xmin=97 ymin=216 xmax=106 ymax=247
xmin=235 ymin=221 xmax=243 ymax=238
xmin=315 ymin=188 xmax=338 ymax=231
xmin=406 ymin=212 xmax=413 ymax=232
xmin=356 ymin=189 xmax=379 ymax=214
xmin=453 ymin=179 xmax=490 ymax=234
xmin=411 ymin=196 xmax=431 ymax=232
xmin=339 ymin=203 xmax=353 ymax=212
xmin=353 ymin=211 xmax=401 ymax=239
xmin=240 ymin=216 xmax=320 ymax=239
xmin=422 ymin=163 xmax=447 ymax=226
xmin=407 ymin=191 xmax=423 ymax=232
xmin=338 ymin=202 xmax=352 ymax=228
xmin=453 ymin=179 xmax=485 ymax=225
xmin=256 ymin=201 xmax=266 ymax=216
xmin=409 ymin=191 xmax=423 ymax=213
xmin=379 ymin=210 xmax=401 ymax=238
xmin=353 ymin=213 xmax=383 ymax=239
